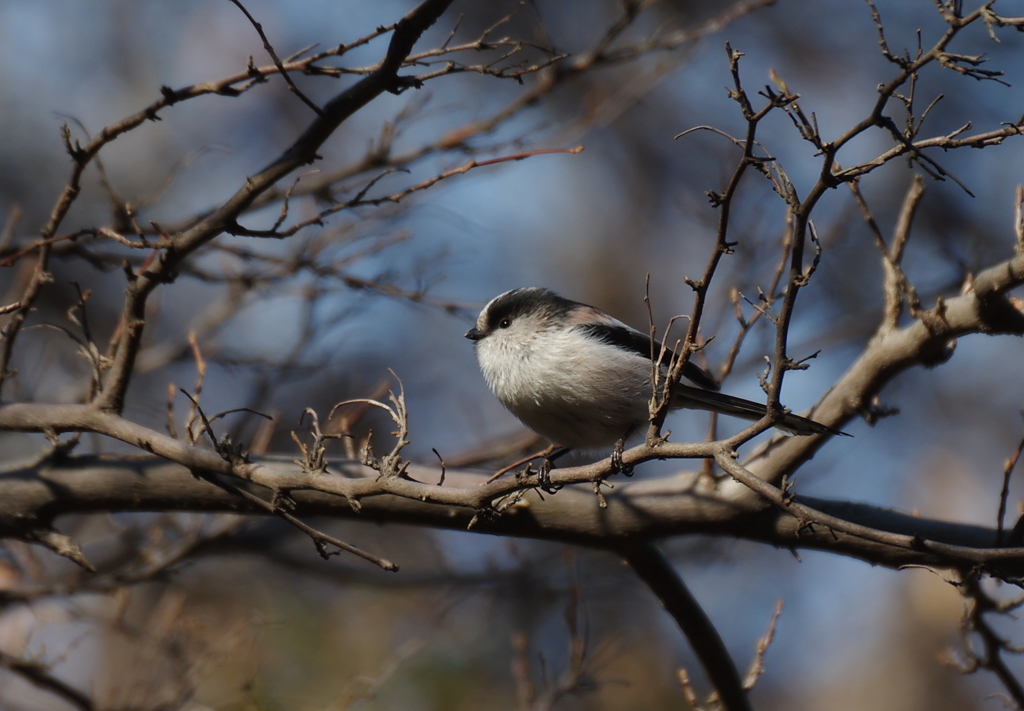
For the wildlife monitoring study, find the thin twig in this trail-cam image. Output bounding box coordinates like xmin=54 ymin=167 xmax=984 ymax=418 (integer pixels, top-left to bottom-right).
xmin=227 ymin=0 xmax=323 ymax=115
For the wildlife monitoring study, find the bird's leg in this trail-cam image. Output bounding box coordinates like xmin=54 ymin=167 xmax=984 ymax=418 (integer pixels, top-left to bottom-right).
xmin=537 ymin=446 xmax=570 ymax=493
xmin=538 ymin=456 xmax=562 ymax=494
xmin=610 ymin=430 xmax=634 ymax=477
xmin=485 ymin=443 xmax=568 ymax=484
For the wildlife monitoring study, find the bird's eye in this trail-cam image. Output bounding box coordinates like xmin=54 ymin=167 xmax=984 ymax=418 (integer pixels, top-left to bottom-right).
xmin=498 ymin=318 xmax=512 ymax=329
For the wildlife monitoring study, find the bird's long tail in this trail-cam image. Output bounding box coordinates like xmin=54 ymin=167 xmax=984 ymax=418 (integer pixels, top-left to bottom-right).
xmin=673 ymin=384 xmax=848 ymax=437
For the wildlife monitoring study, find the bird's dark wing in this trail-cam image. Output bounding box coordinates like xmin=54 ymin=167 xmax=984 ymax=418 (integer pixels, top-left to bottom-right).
xmin=578 ymin=322 xmax=720 ymax=391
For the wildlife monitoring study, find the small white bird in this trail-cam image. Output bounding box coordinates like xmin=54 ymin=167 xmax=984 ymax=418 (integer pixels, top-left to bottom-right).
xmin=466 ymin=287 xmax=843 ymax=450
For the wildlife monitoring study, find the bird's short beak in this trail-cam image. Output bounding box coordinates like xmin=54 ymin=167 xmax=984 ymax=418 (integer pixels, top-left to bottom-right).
xmin=465 ymin=327 xmax=484 ymax=341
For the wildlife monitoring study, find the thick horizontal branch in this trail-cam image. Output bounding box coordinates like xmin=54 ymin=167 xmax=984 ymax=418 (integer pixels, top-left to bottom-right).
xmin=0 ymin=453 xmax=1012 ymax=574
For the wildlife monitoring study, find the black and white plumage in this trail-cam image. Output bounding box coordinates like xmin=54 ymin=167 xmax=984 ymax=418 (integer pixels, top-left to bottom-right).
xmin=465 ymin=287 xmax=843 ymax=450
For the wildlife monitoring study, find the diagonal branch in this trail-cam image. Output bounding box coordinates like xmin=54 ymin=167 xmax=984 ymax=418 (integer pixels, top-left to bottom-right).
xmin=619 ymin=542 xmax=751 ymax=711
xmin=743 ymin=250 xmax=1024 ymax=486
xmin=0 ymin=650 xmax=94 ymax=711
xmin=96 ymin=0 xmax=457 ymax=414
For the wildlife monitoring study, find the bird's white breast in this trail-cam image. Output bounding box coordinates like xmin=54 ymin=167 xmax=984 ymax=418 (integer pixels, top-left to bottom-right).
xmin=475 ymin=325 xmax=652 ymax=449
